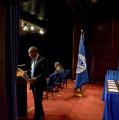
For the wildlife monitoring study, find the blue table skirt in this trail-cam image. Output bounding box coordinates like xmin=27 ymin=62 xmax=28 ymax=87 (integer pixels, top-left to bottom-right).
xmin=103 ymin=81 xmax=119 ymax=120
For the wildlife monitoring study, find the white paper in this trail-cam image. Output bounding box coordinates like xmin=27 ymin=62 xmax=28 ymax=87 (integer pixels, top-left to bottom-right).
xmin=108 ymin=81 xmax=115 ymax=83
xmin=108 ymin=86 xmax=117 ymax=89
xmin=107 ymin=80 xmax=115 ymax=82
xmin=108 ymin=83 xmax=116 ymax=86
xmin=108 ymin=89 xmax=119 ymax=92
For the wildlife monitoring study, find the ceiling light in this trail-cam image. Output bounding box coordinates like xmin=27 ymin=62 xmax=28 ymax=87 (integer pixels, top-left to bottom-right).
xmin=39 ymin=29 xmax=45 ymax=35
xmin=23 ymin=25 xmax=28 ymax=31
xmin=30 ymin=25 xmax=35 ymax=31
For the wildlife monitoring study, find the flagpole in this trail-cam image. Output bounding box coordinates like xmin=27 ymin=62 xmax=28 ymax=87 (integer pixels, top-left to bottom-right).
xmin=76 ymin=29 xmax=84 ymax=97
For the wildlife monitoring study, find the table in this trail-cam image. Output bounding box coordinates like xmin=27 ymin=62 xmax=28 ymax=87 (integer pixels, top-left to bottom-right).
xmin=103 ymin=80 xmax=119 ymax=120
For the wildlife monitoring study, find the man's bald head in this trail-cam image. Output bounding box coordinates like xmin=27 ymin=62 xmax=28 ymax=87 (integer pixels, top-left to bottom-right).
xmin=28 ymin=46 xmax=39 ymax=59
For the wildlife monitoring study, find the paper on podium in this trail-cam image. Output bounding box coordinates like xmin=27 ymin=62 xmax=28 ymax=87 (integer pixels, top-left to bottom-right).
xmin=17 ymin=68 xmax=29 ymax=81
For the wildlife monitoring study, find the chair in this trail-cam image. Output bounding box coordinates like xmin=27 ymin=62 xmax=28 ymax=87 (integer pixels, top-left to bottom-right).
xmin=46 ymin=74 xmax=56 ymax=99
xmin=46 ymin=73 xmax=62 ymax=99
xmin=54 ymin=72 xmax=64 ymax=90
xmin=64 ymin=69 xmax=70 ymax=87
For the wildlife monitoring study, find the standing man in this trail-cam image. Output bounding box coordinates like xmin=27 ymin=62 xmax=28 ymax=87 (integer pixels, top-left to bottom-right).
xmin=28 ymin=46 xmax=48 ymax=120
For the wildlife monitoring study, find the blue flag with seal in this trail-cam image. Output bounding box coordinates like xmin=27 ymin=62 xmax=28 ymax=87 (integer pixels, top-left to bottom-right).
xmin=75 ymin=30 xmax=89 ymax=89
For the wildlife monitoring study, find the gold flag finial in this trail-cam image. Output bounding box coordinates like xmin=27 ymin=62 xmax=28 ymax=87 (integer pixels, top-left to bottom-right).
xmin=81 ymin=29 xmax=84 ymax=39
xmin=81 ymin=29 xmax=83 ymax=33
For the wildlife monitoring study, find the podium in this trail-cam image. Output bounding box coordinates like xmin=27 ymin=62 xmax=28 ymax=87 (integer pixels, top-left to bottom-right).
xmin=16 ymin=69 xmax=27 ymax=116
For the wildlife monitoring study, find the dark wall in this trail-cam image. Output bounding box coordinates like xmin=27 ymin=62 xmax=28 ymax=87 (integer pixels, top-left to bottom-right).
xmin=88 ymin=19 xmax=119 ymax=83
xmin=88 ymin=20 xmax=112 ymax=83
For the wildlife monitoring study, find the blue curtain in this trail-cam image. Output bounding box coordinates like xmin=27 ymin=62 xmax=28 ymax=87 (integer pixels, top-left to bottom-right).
xmin=6 ymin=3 xmax=19 ymax=120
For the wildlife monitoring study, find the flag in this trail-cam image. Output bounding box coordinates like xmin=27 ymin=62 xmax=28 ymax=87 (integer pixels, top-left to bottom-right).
xmin=75 ymin=31 xmax=89 ymax=89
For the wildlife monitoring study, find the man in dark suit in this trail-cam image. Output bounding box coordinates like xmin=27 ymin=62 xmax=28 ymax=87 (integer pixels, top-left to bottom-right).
xmin=28 ymin=46 xmax=48 ymax=120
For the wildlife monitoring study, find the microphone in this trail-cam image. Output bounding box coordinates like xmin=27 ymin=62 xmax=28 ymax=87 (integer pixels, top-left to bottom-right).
xmin=17 ymin=64 xmax=25 ymax=67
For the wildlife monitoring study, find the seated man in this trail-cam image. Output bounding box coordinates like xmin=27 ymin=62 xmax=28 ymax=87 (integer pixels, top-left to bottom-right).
xmin=54 ymin=62 xmax=64 ymax=73
xmin=47 ymin=62 xmax=64 ymax=91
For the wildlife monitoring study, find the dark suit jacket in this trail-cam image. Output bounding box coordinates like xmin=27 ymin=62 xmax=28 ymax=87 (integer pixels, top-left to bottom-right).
xmin=30 ymin=56 xmax=48 ymax=91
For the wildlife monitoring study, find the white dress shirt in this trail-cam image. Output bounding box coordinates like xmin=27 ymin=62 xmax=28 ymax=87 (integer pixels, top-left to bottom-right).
xmin=31 ymin=54 xmax=39 ymax=77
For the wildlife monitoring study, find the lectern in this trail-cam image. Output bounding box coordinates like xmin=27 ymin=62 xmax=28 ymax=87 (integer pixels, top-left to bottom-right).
xmin=16 ymin=69 xmax=28 ymax=116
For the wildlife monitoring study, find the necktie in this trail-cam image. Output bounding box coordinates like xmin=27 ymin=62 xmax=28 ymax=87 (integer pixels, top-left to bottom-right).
xmin=31 ymin=60 xmax=35 ymax=77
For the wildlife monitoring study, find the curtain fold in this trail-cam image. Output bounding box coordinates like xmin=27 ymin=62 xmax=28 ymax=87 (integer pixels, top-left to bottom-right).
xmin=6 ymin=3 xmax=19 ymax=120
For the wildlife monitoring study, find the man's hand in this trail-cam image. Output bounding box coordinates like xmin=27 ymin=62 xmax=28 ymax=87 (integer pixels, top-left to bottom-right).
xmin=22 ymin=71 xmax=29 ymax=80
xmin=29 ymin=77 xmax=37 ymax=85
